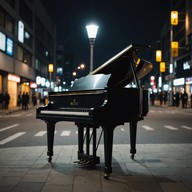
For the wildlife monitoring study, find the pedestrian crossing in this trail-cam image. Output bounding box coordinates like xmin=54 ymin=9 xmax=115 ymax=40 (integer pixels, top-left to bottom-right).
xmin=0 ymin=123 xmax=192 ymax=145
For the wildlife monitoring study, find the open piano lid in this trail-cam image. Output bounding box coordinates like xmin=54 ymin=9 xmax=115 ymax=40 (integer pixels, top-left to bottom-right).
xmin=90 ymin=43 xmax=153 ymax=88
xmin=70 ymin=44 xmax=153 ymax=91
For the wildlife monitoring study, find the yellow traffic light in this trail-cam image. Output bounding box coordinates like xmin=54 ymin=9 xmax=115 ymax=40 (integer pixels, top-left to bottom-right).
xmin=171 ymin=11 xmax=178 ymax=25
xmin=156 ymin=50 xmax=162 ymax=62
xmin=171 ymin=41 xmax=179 ymax=57
xmin=160 ymin=62 xmax=166 ymax=72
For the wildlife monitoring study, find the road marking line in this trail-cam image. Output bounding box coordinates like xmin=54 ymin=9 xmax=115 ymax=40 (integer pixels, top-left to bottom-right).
xmin=61 ymin=131 xmax=70 ymax=136
xmin=0 ymin=124 xmax=19 ymax=132
xmin=164 ymin=125 xmax=178 ymax=130
xmin=35 ymin=131 xmax=47 ymax=136
xmin=142 ymin=125 xmax=154 ymax=130
xmin=181 ymin=126 xmax=192 ymax=130
xmin=10 ymin=114 xmax=21 ymax=117
xmin=0 ymin=132 xmax=26 ymax=145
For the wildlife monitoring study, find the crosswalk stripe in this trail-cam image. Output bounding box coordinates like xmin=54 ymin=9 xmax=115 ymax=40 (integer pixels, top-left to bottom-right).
xmin=0 ymin=132 xmax=26 ymax=145
xmin=181 ymin=126 xmax=192 ymax=130
xmin=61 ymin=131 xmax=70 ymax=136
xmin=164 ymin=125 xmax=178 ymax=130
xmin=35 ymin=131 xmax=47 ymax=136
xmin=0 ymin=124 xmax=19 ymax=132
xmin=142 ymin=125 xmax=154 ymax=130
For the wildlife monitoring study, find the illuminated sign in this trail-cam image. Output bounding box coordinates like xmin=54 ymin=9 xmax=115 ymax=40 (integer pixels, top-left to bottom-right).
xmin=183 ymin=61 xmax=190 ymax=70
xmin=6 ymin=37 xmax=13 ymax=56
xmin=0 ymin=32 xmax=6 ymax=51
xmin=18 ymin=20 xmax=24 ymax=43
xmin=8 ymin=74 xmax=20 ymax=83
xmin=186 ymin=77 xmax=192 ymax=84
xmin=30 ymin=82 xmax=37 ymax=88
xmin=173 ymin=78 xmax=184 ymax=86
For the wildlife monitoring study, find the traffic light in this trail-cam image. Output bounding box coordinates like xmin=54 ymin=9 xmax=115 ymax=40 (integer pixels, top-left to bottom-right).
xmin=160 ymin=62 xmax=166 ymax=72
xmin=156 ymin=50 xmax=162 ymax=62
xmin=171 ymin=11 xmax=178 ymax=25
xmin=171 ymin=41 xmax=178 ymax=57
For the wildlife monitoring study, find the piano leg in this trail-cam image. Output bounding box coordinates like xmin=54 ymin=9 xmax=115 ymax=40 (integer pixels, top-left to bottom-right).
xmin=77 ymin=124 xmax=84 ymax=156
xmin=129 ymin=121 xmax=137 ymax=159
xmin=102 ymin=124 xmax=115 ymax=179
xmin=46 ymin=121 xmax=56 ymax=162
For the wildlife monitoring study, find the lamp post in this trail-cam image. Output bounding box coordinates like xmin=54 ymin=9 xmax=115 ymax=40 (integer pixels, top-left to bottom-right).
xmin=86 ymin=24 xmax=99 ymax=73
xmin=48 ymin=64 xmax=54 ymax=89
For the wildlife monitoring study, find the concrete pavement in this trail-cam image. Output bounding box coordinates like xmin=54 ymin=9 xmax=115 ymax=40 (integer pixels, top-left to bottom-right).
xmin=0 ymin=104 xmax=192 ymax=191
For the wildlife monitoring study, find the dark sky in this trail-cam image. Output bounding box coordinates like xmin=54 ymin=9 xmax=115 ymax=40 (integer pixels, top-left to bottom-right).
xmin=41 ymin=0 xmax=171 ymax=71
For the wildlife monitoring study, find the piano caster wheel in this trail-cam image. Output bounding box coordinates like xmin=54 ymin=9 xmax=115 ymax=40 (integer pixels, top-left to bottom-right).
xmin=130 ymin=154 xmax=134 ymax=159
xmin=104 ymin=173 xmax=110 ymax=180
xmin=47 ymin=156 xmax=52 ymax=162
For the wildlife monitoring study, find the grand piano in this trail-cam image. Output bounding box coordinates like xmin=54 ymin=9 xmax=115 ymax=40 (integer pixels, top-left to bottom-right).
xmin=36 ymin=44 xmax=153 ymax=179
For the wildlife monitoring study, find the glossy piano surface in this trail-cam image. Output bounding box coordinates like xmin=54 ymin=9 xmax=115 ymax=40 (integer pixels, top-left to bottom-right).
xmin=36 ymin=43 xmax=153 ymax=179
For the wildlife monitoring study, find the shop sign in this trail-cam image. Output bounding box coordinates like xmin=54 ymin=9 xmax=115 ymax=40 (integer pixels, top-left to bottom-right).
xmin=6 ymin=37 xmax=13 ymax=56
xmin=0 ymin=32 xmax=6 ymax=51
xmin=183 ymin=61 xmax=190 ymax=70
xmin=8 ymin=74 xmax=20 ymax=83
xmin=173 ymin=78 xmax=185 ymax=86
xmin=30 ymin=82 xmax=37 ymax=88
xmin=186 ymin=77 xmax=192 ymax=84
xmin=18 ymin=20 xmax=24 ymax=43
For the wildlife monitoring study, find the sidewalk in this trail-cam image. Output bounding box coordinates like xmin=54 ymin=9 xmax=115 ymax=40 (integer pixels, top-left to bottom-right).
xmin=0 ymin=105 xmax=38 ymax=115
xmin=0 ymin=144 xmax=192 ymax=192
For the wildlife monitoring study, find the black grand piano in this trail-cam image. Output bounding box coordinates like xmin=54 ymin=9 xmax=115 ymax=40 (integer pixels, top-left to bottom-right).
xmin=36 ymin=44 xmax=153 ymax=179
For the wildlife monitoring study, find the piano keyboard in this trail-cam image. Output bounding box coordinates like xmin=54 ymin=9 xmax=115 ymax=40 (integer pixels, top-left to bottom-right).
xmin=40 ymin=110 xmax=90 ymax=116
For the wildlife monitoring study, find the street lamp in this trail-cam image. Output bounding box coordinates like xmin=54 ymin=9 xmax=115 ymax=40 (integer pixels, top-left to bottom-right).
xmin=48 ymin=64 xmax=54 ymax=89
xmin=86 ymin=24 xmax=99 ymax=72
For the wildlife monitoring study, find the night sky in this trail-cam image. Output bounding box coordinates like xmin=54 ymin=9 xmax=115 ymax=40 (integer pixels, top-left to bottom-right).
xmin=41 ymin=0 xmax=171 ymax=72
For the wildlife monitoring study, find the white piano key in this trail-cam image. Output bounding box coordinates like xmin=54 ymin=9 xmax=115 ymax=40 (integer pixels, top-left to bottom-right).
xmin=181 ymin=126 xmax=192 ymax=130
xmin=61 ymin=131 xmax=71 ymax=136
xmin=142 ymin=125 xmax=154 ymax=130
xmin=0 ymin=132 xmax=26 ymax=145
xmin=164 ymin=125 xmax=178 ymax=130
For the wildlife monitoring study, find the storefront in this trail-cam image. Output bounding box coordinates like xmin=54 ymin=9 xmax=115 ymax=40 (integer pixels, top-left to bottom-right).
xmin=7 ymin=74 xmax=20 ymax=107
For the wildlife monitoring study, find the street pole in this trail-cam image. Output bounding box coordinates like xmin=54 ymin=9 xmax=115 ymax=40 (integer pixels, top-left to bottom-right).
xmin=170 ymin=25 xmax=174 ymax=106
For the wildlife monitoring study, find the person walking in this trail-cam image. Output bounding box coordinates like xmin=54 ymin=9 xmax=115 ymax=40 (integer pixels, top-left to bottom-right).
xmin=190 ymin=93 xmax=192 ymax=108
xmin=181 ymin=91 xmax=188 ymax=108
xmin=4 ymin=91 xmax=10 ymax=109
xmin=17 ymin=91 xmax=22 ymax=108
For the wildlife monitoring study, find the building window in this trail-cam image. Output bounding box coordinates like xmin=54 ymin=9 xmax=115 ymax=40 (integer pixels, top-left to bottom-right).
xmin=5 ymin=14 xmax=14 ymax=33
xmin=24 ymin=30 xmax=32 ymax=47
xmin=19 ymin=1 xmax=33 ymax=27
xmin=5 ymin=0 xmax=15 ymax=9
xmin=0 ymin=6 xmax=5 ymax=27
xmin=17 ymin=45 xmax=32 ymax=66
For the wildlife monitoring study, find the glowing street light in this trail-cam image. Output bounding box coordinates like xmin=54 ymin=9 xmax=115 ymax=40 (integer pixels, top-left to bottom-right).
xmin=86 ymin=24 xmax=99 ymax=72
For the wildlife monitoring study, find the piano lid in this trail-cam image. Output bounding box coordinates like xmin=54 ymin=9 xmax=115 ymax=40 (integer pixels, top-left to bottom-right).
xmin=70 ymin=44 xmax=153 ymax=91
xmin=90 ymin=43 xmax=153 ymax=88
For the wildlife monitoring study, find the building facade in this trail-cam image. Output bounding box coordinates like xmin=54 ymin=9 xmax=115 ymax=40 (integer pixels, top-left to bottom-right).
xmin=0 ymin=0 xmax=56 ymax=107
xmin=160 ymin=0 xmax=192 ymax=98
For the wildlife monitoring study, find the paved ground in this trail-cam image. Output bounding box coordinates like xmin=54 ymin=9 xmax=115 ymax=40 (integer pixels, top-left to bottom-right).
xmin=0 ymin=144 xmax=192 ymax=192
xmin=0 ymin=103 xmax=192 ymax=192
